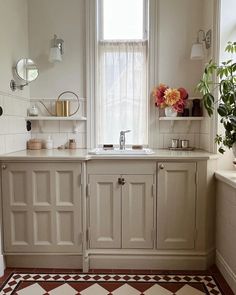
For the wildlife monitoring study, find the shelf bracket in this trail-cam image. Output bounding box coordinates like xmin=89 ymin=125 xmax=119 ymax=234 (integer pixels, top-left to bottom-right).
xmin=26 ymin=120 xmax=31 ymax=131
xmin=186 ymin=121 xmax=191 ymax=133
xmin=73 ymin=120 xmax=79 ymax=133
xmin=170 ymin=120 xmax=174 ymax=131
xmin=38 ymin=120 xmax=44 ymax=132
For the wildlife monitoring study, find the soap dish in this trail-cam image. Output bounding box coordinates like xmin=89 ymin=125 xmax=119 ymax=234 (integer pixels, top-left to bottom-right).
xmin=103 ymin=144 xmax=114 ymax=150
xmin=168 ymin=147 xmax=195 ymax=151
xmin=132 ymin=145 xmax=143 ymax=150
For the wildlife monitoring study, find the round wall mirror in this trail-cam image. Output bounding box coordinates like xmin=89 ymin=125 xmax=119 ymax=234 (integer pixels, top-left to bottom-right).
xmin=15 ymin=58 xmax=39 ymax=83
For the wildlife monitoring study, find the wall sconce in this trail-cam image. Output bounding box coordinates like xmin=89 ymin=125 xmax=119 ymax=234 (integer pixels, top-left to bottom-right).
xmin=49 ymin=34 xmax=64 ymax=63
xmin=190 ymin=29 xmax=212 ymax=60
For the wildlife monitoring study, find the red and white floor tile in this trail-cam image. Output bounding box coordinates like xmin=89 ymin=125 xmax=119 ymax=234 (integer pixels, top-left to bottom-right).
xmin=0 ymin=271 xmax=231 ymax=295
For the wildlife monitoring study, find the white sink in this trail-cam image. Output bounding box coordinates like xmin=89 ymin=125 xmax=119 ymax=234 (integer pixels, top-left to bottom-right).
xmin=89 ymin=148 xmax=154 ymax=155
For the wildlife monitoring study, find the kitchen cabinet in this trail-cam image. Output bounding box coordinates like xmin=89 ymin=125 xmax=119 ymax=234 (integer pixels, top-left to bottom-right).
xmin=1 ymin=162 xmax=82 ymax=253
xmin=157 ymin=162 xmax=196 ymax=249
xmin=87 ymin=161 xmax=155 ymax=250
xmin=0 ymin=156 xmax=217 ymax=270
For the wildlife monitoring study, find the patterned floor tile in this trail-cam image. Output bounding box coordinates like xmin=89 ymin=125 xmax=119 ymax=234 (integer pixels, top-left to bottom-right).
xmin=17 ymin=283 xmax=45 ymax=295
xmin=48 ymin=283 xmax=78 ymax=295
xmin=112 ymin=283 xmax=140 ymax=295
xmin=0 ymin=272 xmax=226 ymax=295
xmin=176 ymin=284 xmax=205 ymax=295
xmin=80 ymin=283 xmax=108 ymax=295
xmin=144 ymin=284 xmax=173 ymax=295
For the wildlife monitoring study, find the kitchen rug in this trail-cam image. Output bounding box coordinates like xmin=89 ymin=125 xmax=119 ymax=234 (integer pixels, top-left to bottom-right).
xmin=0 ymin=272 xmax=224 ymax=294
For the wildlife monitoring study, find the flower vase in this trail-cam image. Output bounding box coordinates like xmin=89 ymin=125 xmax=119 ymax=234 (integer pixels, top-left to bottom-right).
xmin=165 ymin=106 xmax=177 ymax=117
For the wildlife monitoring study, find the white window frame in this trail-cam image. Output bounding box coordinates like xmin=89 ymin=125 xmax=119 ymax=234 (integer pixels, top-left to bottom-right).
xmin=86 ymin=0 xmax=158 ymax=149
xmin=98 ymin=0 xmax=148 ymax=42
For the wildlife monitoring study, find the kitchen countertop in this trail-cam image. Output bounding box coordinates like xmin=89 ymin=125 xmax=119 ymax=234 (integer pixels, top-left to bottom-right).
xmin=0 ymin=149 xmax=218 ymax=161
xmin=215 ymin=170 xmax=236 ymax=189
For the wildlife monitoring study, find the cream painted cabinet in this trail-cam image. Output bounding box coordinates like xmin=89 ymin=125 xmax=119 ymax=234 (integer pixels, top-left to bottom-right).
xmin=122 ymin=175 xmax=154 ymax=249
xmin=89 ymin=175 xmax=121 ymax=248
xmin=157 ymin=162 xmax=196 ymax=250
xmin=2 ymin=162 xmax=82 ymax=253
xmin=88 ymin=174 xmax=154 ymax=249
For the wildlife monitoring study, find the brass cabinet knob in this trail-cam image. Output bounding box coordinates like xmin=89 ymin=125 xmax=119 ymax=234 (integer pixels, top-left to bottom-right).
xmin=1 ymin=164 xmax=7 ymax=170
xmin=159 ymin=164 xmax=164 ymax=170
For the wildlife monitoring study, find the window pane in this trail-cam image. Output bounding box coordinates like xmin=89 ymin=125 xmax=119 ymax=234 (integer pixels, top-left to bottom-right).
xmin=97 ymin=42 xmax=148 ymax=145
xmin=102 ymin=0 xmax=144 ymax=40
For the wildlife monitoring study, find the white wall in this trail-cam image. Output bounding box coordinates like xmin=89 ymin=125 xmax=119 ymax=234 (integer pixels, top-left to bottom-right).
xmin=28 ymin=0 xmax=86 ymax=148
xmin=0 ymin=0 xmax=30 ymax=276
xmin=151 ymin=0 xmax=207 ymax=149
xmin=28 ymin=0 xmax=85 ymax=98
xmin=27 ymin=0 xmax=215 ymax=150
xmin=0 ymin=0 xmax=30 ymax=155
xmin=198 ymin=0 xmax=214 ymax=152
xmin=217 ymin=0 xmax=236 ymax=169
xmin=156 ymin=0 xmax=204 ymax=96
xmin=216 ymin=180 xmax=236 ymax=294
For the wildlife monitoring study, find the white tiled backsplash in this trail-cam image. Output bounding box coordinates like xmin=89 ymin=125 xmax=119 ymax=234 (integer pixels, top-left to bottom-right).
xmin=0 ymin=91 xmax=30 ymax=154
xmin=30 ymin=98 xmax=86 ymax=149
xmin=154 ymin=109 xmax=210 ymax=150
xmin=0 ymin=92 xmax=210 ymax=152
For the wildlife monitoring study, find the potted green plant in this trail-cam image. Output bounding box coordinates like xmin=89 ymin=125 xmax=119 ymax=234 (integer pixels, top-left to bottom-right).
xmin=197 ymin=41 xmax=236 ymax=154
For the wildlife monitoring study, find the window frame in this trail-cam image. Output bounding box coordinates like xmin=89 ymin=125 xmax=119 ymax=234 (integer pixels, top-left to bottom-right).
xmin=98 ymin=0 xmax=149 ymax=42
xmin=96 ymin=0 xmax=149 ymax=147
xmin=86 ymin=0 xmax=158 ymax=149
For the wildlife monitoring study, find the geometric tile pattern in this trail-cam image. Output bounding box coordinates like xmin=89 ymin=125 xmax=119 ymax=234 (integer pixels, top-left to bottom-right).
xmin=0 ymin=273 xmax=223 ymax=295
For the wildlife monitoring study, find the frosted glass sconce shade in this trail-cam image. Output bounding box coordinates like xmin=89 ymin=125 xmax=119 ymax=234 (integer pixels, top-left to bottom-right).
xmin=49 ymin=34 xmax=64 ymax=63
xmin=49 ymin=47 xmax=62 ymax=62
xmin=190 ymin=29 xmax=211 ymax=60
xmin=190 ymin=43 xmax=204 ymax=60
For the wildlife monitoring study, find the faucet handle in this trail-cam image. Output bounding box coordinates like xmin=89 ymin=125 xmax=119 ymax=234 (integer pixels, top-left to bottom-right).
xmin=120 ymin=130 xmax=131 ymax=135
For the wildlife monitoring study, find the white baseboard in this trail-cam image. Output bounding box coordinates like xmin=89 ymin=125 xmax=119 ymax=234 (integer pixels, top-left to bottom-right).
xmin=216 ymin=250 xmax=236 ymax=294
xmin=0 ymin=254 xmax=5 ymax=277
xmin=89 ymin=252 xmax=214 ymax=270
xmin=5 ymin=255 xmax=83 ymax=269
xmin=3 ymin=251 xmax=215 ymax=272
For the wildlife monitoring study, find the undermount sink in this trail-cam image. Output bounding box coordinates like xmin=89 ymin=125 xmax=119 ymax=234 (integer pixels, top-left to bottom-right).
xmin=88 ymin=148 xmax=154 ymax=155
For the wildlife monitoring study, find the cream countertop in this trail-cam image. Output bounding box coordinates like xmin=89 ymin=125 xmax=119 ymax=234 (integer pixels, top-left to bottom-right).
xmin=215 ymin=170 xmax=236 ymax=189
xmin=0 ymin=149 xmax=218 ymax=161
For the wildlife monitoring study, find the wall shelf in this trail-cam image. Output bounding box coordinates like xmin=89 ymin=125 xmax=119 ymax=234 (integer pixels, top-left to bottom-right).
xmin=159 ymin=117 xmax=203 ymax=121
xmin=26 ymin=116 xmax=87 ymax=121
xmin=25 ymin=116 xmax=87 ymax=132
xmin=188 ymin=96 xmax=202 ymax=101
xmin=159 ymin=116 xmax=204 ymax=131
xmin=30 ymin=97 xmax=87 ymax=102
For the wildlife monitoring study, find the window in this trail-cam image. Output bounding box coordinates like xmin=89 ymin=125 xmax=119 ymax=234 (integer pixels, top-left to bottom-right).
xmin=96 ymin=0 xmax=149 ymax=146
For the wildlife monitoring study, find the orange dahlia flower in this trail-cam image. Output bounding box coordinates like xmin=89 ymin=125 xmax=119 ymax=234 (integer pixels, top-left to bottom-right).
xmin=164 ymin=88 xmax=181 ymax=106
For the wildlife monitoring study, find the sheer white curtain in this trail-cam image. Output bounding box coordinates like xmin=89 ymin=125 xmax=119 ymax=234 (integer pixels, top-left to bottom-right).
xmin=97 ymin=41 xmax=148 ymax=145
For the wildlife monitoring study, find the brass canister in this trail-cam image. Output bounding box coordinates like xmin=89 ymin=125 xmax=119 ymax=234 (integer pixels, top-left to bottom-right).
xmin=55 ymin=101 xmax=70 ymax=117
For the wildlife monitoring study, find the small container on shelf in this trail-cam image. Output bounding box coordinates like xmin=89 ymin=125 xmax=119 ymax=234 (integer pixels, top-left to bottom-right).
xmin=69 ymin=139 xmax=77 ymax=149
xmin=28 ymin=105 xmax=39 ymax=116
xmin=180 ymin=139 xmax=189 ymax=148
xmin=192 ymin=99 xmax=203 ymax=116
xmin=171 ymin=139 xmax=179 ymax=148
xmin=27 ymin=139 xmax=42 ymax=150
xmin=45 ymin=136 xmax=53 ymax=149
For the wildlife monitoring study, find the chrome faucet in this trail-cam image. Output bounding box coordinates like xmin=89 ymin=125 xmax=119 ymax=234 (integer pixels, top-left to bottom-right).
xmin=119 ymin=130 xmax=131 ymax=150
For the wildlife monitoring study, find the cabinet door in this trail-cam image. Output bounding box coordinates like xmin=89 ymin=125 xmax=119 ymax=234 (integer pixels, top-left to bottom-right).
xmin=2 ymin=162 xmax=82 ymax=253
xmin=157 ymin=162 xmax=196 ymax=249
xmin=122 ymin=175 xmax=154 ymax=249
xmin=89 ymin=175 xmax=121 ymax=249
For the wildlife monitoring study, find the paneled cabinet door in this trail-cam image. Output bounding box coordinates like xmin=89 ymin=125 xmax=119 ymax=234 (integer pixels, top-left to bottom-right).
xmin=89 ymin=175 xmax=121 ymax=249
xmin=122 ymin=175 xmax=154 ymax=249
xmin=2 ymin=162 xmax=82 ymax=253
xmin=157 ymin=162 xmax=196 ymax=250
